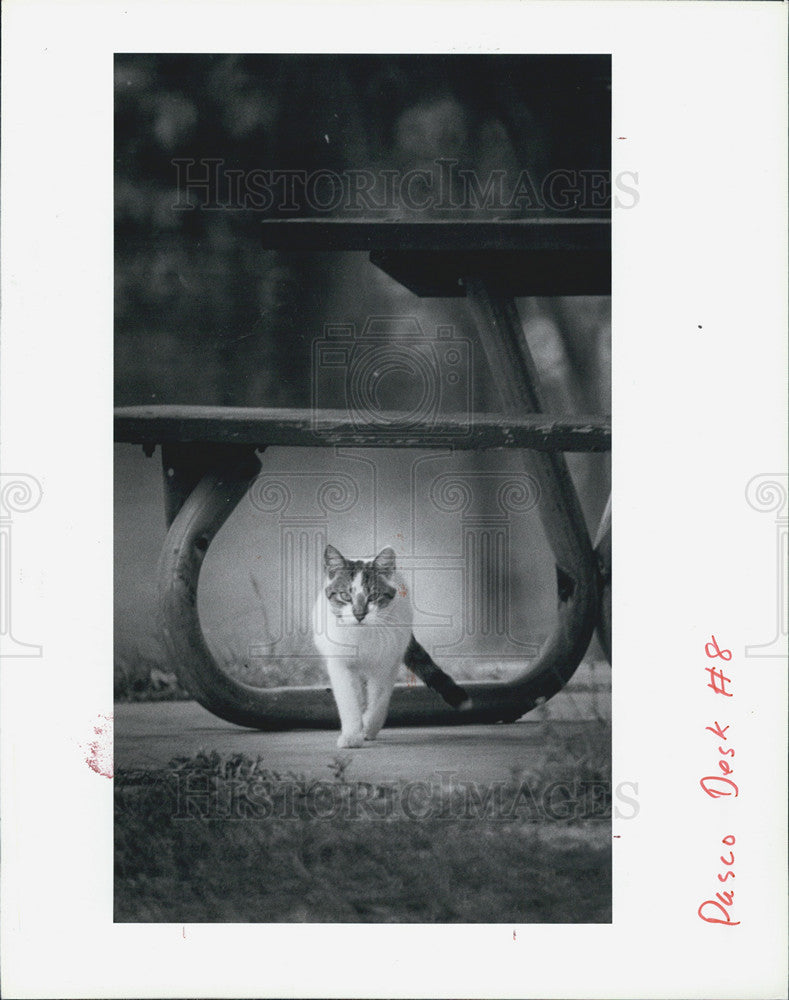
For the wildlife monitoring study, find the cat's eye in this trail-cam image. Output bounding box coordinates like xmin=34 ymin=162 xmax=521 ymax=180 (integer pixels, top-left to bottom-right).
xmin=337 ymin=590 xmax=351 ymax=601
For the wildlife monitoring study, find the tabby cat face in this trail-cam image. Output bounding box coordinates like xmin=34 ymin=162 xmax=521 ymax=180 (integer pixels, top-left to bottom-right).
xmin=323 ymin=545 xmax=397 ymax=624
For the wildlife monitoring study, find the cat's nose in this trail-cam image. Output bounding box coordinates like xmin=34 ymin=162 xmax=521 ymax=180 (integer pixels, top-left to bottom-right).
xmin=352 ymin=608 xmax=366 ymax=623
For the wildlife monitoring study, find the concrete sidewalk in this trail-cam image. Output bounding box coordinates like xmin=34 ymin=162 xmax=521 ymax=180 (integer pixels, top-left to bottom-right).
xmin=114 ymin=691 xmax=608 ymax=785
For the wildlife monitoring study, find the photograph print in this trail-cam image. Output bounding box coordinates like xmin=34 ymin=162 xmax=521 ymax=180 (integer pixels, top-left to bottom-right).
xmin=113 ymin=53 xmax=613 ymax=923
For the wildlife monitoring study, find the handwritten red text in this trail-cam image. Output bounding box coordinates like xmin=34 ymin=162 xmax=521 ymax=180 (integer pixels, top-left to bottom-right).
xmin=697 ymin=636 xmax=741 ymax=927
xmin=697 ymin=835 xmax=740 ymax=926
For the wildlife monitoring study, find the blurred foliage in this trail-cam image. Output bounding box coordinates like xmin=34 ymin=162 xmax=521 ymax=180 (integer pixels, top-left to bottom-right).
xmin=115 ymin=54 xmax=611 ymax=407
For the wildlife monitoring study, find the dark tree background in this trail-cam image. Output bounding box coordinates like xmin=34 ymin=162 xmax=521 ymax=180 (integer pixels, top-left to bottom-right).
xmin=115 ymin=54 xmax=610 ymax=410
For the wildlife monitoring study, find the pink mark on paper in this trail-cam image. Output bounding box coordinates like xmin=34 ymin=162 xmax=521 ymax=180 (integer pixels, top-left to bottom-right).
xmin=85 ymin=713 xmax=113 ymax=778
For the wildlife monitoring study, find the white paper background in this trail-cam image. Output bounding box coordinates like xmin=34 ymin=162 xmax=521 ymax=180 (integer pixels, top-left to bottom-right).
xmin=1 ymin=1 xmax=786 ymax=997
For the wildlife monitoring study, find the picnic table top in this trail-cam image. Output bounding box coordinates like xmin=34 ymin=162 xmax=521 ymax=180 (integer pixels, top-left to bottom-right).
xmin=257 ymin=219 xmax=611 ymax=296
xmin=258 ymin=218 xmax=610 ymax=251
xmin=114 ymin=405 xmax=611 ymax=453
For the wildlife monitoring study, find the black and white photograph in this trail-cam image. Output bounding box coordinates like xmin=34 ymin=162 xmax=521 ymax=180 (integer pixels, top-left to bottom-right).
xmin=113 ymin=53 xmax=614 ymax=924
xmin=2 ymin=2 xmax=787 ymax=997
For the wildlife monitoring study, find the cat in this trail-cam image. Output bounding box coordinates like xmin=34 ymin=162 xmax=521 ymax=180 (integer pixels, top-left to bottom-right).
xmin=312 ymin=544 xmax=470 ymax=748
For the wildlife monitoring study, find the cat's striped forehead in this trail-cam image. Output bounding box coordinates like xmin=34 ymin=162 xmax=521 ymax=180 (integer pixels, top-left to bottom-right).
xmin=327 ymin=560 xmax=394 ymax=590
xmin=323 ymin=546 xmax=397 ymax=602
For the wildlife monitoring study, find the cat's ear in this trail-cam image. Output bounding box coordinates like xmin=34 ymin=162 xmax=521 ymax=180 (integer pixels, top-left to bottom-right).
xmin=324 ymin=544 xmax=346 ymax=576
xmin=373 ymin=547 xmax=396 ymax=576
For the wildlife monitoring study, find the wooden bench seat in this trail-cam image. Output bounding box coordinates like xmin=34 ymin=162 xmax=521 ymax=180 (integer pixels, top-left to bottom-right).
xmin=114 ymin=405 xmax=611 ymax=453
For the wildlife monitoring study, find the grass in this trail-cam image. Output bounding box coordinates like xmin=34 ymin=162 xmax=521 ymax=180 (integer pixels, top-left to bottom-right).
xmin=114 ymin=650 xmax=191 ymax=702
xmin=115 ymin=716 xmax=611 ymax=924
xmin=115 ymin=647 xmax=610 ymax=706
xmin=114 ymin=650 xmax=611 ymax=922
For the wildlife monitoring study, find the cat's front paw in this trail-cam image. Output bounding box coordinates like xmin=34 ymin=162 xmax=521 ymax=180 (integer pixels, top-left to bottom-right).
xmin=337 ymin=731 xmax=364 ymax=749
xmin=363 ymin=731 xmax=378 ymax=742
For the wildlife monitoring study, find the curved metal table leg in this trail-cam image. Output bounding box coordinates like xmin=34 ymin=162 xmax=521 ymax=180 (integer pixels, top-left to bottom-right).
xmin=158 ymin=451 xmax=599 ymax=730
xmin=157 ymin=446 xmax=596 ymax=729
xmin=594 ymin=494 xmax=612 ymax=663
xmin=463 ymin=278 xmax=600 ymax=715
xmin=156 ymin=280 xmax=601 ymax=730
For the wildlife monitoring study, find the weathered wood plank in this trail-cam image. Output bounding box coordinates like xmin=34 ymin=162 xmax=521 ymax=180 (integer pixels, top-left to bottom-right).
xmin=115 ymin=405 xmax=611 ymax=453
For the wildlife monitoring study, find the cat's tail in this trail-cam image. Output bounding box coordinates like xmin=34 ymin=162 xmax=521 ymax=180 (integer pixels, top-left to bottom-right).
xmin=404 ymin=635 xmax=472 ymax=710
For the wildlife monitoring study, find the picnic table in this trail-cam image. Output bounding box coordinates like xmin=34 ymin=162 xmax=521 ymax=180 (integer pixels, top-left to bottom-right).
xmin=114 ymin=219 xmax=611 ymax=730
